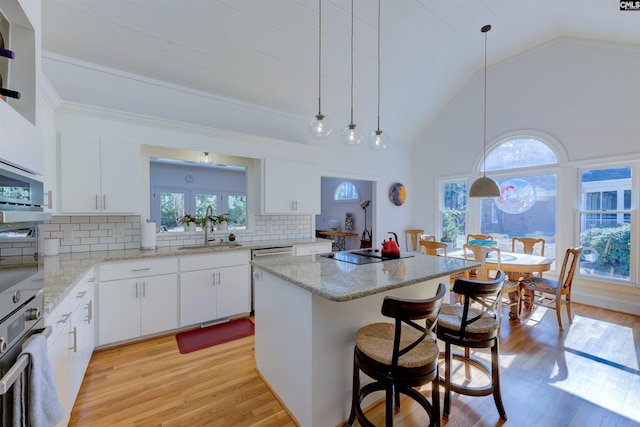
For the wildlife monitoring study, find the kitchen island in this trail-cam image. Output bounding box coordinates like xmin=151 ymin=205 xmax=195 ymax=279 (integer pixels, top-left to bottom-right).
xmin=251 ymin=252 xmax=478 ymax=427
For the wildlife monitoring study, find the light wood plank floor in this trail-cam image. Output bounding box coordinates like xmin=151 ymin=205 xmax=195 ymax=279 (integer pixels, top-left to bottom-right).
xmin=70 ymin=303 xmax=640 ymax=426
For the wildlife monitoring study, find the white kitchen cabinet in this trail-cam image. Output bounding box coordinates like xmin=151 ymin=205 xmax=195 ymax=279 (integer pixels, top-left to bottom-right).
xmin=294 ymin=242 xmax=332 ymax=256
xmin=46 ymin=267 xmax=95 ymax=427
xmin=180 ymin=251 xmax=250 ymax=326
xmin=263 ymin=158 xmax=320 ymax=214
xmin=70 ymin=277 xmax=95 ymax=399
xmin=98 ymin=259 xmax=178 ymax=345
xmin=59 ymin=121 xmax=138 ymax=213
xmin=47 ymin=296 xmax=72 ymax=427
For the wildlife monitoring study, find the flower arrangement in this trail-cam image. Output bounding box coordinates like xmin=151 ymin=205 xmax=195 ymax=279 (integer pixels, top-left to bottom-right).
xmin=178 ymin=213 xmax=198 ymax=225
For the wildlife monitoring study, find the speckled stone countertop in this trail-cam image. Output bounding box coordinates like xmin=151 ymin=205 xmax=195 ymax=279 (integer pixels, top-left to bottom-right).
xmin=34 ymin=237 xmax=330 ymax=314
xmin=250 ymin=252 xmax=480 ymax=302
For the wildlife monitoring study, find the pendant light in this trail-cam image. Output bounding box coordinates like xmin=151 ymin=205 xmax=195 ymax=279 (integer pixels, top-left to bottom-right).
xmin=368 ymin=0 xmax=388 ymax=150
xmin=469 ymin=24 xmax=500 ymax=197
xmin=341 ymin=0 xmax=362 ymax=146
xmin=309 ymin=0 xmax=332 ymax=139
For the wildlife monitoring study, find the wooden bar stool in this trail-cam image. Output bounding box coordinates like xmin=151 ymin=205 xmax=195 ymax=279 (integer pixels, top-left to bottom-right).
xmin=436 ymin=271 xmax=507 ymax=421
xmin=347 ymin=283 xmax=447 ymax=427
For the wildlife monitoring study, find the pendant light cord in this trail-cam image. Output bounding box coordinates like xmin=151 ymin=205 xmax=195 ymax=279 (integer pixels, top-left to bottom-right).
xmin=349 ymin=0 xmax=355 ymax=124
xmin=376 ymin=0 xmax=381 ymax=131
xmin=317 ymin=0 xmax=322 ymax=115
xmin=482 ymin=25 xmax=490 ymax=177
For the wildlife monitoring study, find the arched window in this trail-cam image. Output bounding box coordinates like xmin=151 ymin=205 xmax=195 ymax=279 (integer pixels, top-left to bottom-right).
xmin=485 ymin=138 xmax=557 ymax=171
xmin=440 ymin=136 xmax=558 ymax=256
xmin=334 ymin=181 xmax=360 ymax=202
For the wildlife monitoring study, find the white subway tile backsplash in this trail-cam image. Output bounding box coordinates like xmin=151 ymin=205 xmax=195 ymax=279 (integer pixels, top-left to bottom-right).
xmin=6 ymin=213 xmax=313 ymax=255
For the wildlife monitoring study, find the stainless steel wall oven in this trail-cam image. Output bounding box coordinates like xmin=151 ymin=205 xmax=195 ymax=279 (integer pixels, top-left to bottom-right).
xmin=0 ymin=254 xmax=48 ymax=424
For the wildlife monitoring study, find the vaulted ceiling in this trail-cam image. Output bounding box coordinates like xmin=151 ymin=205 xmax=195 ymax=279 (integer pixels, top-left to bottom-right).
xmin=41 ymin=0 xmax=640 ymax=146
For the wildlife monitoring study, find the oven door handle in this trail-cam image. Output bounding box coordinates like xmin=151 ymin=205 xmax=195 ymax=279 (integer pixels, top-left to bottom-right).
xmin=0 ymin=326 xmax=52 ymax=395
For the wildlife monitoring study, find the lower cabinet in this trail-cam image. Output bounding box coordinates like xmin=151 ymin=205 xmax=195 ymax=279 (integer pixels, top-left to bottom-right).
xmin=180 ymin=251 xmax=251 ymax=327
xmin=98 ymin=258 xmax=178 ymax=345
xmin=46 ymin=268 xmax=96 ymax=427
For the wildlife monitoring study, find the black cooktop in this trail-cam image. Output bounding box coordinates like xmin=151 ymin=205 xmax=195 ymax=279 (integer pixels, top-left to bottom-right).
xmin=321 ymin=249 xmax=414 ymax=265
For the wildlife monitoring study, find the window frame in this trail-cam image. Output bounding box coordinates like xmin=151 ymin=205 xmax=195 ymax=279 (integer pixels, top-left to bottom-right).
xmin=576 ymin=162 xmax=637 ymax=284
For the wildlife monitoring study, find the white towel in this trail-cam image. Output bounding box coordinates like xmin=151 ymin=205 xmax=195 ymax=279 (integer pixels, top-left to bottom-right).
xmin=12 ymin=334 xmax=65 ymax=427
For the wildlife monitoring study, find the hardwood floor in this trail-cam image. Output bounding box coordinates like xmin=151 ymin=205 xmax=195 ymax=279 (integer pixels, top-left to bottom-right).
xmin=70 ymin=303 xmax=640 ymax=426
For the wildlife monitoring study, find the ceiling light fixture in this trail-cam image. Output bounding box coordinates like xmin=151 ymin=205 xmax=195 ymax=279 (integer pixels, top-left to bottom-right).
xmin=341 ymin=0 xmax=362 ymax=147
xmin=368 ymin=0 xmax=387 ymax=151
xmin=469 ymin=24 xmax=500 ymax=198
xmin=309 ymin=0 xmax=332 ymax=139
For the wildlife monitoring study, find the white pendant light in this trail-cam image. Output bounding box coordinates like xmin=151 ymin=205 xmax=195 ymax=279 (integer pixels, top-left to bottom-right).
xmin=469 ymin=24 xmax=500 ymax=198
xmin=309 ymin=0 xmax=333 ymax=139
xmin=368 ymin=0 xmax=388 ymax=151
xmin=342 ymin=0 xmax=362 ymax=146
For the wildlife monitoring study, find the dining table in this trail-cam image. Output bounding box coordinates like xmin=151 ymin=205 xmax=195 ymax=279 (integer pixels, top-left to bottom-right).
xmin=446 ymin=247 xmax=553 ymax=318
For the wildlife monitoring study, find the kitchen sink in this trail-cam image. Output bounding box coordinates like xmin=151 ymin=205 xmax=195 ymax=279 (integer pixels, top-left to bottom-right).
xmin=177 ymin=243 xmax=242 ymax=250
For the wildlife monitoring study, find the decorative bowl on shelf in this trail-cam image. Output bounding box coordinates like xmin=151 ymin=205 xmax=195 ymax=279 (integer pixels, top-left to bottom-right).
xmin=328 ymin=219 xmax=340 ymax=230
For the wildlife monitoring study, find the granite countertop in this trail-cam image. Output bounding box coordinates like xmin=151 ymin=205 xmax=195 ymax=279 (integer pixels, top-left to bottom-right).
xmin=37 ymin=237 xmax=330 ymax=314
xmin=250 ymin=252 xmax=480 ymax=302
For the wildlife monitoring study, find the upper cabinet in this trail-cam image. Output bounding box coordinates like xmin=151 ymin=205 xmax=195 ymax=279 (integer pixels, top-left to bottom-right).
xmin=0 ymin=0 xmax=43 ymax=175
xmin=58 ymin=115 xmax=139 ymax=214
xmin=262 ymin=158 xmax=320 ymax=214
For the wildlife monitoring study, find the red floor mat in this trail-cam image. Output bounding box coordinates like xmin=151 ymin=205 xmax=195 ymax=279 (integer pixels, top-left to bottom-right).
xmin=176 ymin=318 xmax=254 ymax=354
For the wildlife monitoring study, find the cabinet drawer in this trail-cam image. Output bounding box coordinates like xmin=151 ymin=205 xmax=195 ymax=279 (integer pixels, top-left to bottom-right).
xmin=45 ymin=295 xmax=71 ymax=348
xmin=69 ymin=269 xmax=96 ymax=312
xmin=180 ymin=250 xmax=250 ymax=272
xmin=100 ymin=258 xmax=178 ymax=281
xmin=295 ymin=243 xmax=331 ymax=256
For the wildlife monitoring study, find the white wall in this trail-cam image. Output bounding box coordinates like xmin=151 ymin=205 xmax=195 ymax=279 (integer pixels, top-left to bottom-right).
xmin=411 ymin=37 xmax=640 ymax=314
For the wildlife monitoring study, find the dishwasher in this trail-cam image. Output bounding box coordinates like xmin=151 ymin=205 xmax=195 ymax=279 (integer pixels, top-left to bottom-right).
xmin=251 ymin=246 xmax=294 ymax=314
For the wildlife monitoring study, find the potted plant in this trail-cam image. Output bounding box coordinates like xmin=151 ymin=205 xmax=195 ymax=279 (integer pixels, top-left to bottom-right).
xmin=215 ymin=213 xmax=230 ymax=231
xmin=178 ymin=213 xmax=198 ymax=232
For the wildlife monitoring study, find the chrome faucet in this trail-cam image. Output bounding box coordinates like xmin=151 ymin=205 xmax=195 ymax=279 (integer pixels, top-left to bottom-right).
xmin=204 ymin=205 xmax=214 ymax=245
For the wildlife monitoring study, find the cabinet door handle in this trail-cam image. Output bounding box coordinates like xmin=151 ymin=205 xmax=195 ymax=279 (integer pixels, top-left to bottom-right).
xmin=131 ymin=268 xmax=151 ymax=272
xmin=45 ymin=190 xmax=53 ymax=209
xmin=95 ymin=194 xmax=99 ymax=210
xmin=135 ymin=282 xmax=139 ymax=298
xmin=295 ymin=200 xmax=298 ymax=211
xmin=217 ymin=272 xmax=221 ymax=286
xmin=58 ymin=312 xmax=72 ymax=324
xmin=86 ymin=300 xmax=93 ymax=324
xmin=76 ymin=291 xmax=87 ymax=299
xmin=142 ymin=281 xmax=146 ymax=297
xmin=103 ymin=194 xmax=106 ymax=210
xmin=69 ymin=326 xmax=77 ymax=353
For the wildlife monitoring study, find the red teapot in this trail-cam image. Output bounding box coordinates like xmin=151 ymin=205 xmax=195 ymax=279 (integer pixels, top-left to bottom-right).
xmin=381 ymin=232 xmax=400 ymax=258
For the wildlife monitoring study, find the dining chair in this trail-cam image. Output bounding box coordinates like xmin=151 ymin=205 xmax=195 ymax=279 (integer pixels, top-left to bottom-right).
xmin=420 ymin=240 xmax=448 ymax=256
xmin=463 ymin=244 xmax=519 ymax=323
xmin=347 ymin=283 xmax=446 ymax=427
xmin=436 ymin=271 xmax=507 ymax=421
xmin=511 ymin=237 xmax=545 ymax=257
xmin=519 ymin=247 xmax=582 ymax=330
xmin=466 ymin=233 xmax=493 ymax=243
xmin=404 ymin=229 xmax=425 ymax=252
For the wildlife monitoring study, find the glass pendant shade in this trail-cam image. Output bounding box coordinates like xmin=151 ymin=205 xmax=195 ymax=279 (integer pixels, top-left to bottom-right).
xmin=342 ymin=123 xmax=363 ymax=146
xmin=309 ymin=114 xmax=332 ymax=139
xmin=199 ymin=152 xmax=212 ymax=164
xmin=469 ymin=176 xmax=500 ymax=197
xmin=368 ymin=129 xmax=388 ymax=151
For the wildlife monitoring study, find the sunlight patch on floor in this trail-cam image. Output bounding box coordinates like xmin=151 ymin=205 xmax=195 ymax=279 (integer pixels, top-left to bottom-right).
xmin=548 ymin=314 xmax=640 ymax=423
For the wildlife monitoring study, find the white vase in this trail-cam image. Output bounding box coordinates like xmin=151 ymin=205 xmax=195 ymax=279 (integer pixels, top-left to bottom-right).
xmin=186 ymin=223 xmax=197 ymax=233
xmin=218 ymin=221 xmax=228 ymax=231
